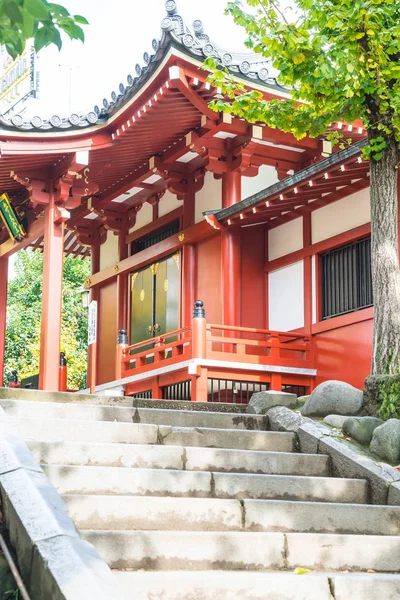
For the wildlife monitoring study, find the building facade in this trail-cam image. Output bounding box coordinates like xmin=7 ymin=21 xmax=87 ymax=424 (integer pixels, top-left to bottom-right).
xmin=0 ymin=2 xmax=376 ymax=401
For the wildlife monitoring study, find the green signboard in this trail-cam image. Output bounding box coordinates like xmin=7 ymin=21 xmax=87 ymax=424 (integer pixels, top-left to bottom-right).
xmin=0 ymin=192 xmax=26 ymax=241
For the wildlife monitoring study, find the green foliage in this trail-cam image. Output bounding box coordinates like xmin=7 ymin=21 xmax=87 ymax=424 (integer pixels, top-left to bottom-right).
xmin=376 ymin=378 xmax=400 ymax=420
xmin=206 ymin=0 xmax=400 ymax=152
xmin=0 ymin=0 xmax=88 ymax=58
xmin=4 ymin=248 xmax=90 ymax=390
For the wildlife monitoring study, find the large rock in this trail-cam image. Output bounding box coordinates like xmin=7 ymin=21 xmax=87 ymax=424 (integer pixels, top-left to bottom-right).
xmin=267 ymin=406 xmax=308 ymax=433
xmin=247 ymin=391 xmax=297 ymax=415
xmin=301 ymin=381 xmax=363 ymax=417
xmin=342 ymin=416 xmax=383 ymax=446
xmin=370 ymin=419 xmax=400 ymax=465
xmin=323 ymin=415 xmax=349 ymax=429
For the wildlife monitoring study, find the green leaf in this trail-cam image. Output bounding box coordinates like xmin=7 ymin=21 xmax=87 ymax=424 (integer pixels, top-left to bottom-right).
xmin=4 ymin=0 xmax=23 ymax=24
xmin=73 ymin=14 xmax=89 ymax=25
xmin=48 ymin=3 xmax=69 ymax=16
xmin=23 ymin=0 xmax=50 ymax=21
xmin=20 ymin=8 xmax=34 ymax=38
xmin=33 ymin=26 xmax=51 ymax=52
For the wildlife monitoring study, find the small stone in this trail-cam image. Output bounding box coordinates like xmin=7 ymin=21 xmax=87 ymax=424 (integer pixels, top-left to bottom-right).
xmin=370 ymin=419 xmax=400 ymax=465
xmin=296 ymin=395 xmax=309 ymax=406
xmin=247 ymin=391 xmax=297 ymax=415
xmin=343 ymin=417 xmax=383 ymax=446
xmin=301 ymin=380 xmax=363 ymax=417
xmin=323 ymin=415 xmax=349 ymax=429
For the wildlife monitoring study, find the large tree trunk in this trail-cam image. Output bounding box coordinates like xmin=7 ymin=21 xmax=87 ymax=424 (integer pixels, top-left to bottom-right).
xmin=370 ymin=135 xmax=400 ymax=374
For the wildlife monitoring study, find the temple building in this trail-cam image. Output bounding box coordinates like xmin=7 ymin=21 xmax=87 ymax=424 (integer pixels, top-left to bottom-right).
xmin=0 ymin=1 xmax=373 ymax=401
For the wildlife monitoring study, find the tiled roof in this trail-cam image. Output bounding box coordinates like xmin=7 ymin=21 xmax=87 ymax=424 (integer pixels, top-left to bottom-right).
xmin=0 ymin=0 xmax=281 ymax=133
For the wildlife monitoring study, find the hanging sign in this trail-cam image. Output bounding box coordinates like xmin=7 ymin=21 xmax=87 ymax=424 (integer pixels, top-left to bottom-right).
xmin=0 ymin=43 xmax=38 ymax=113
xmin=88 ymin=300 xmax=98 ymax=346
xmin=0 ymin=192 xmax=26 ymax=241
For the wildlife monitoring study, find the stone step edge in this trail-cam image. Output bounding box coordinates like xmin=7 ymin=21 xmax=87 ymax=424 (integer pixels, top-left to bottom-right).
xmin=1 ymin=398 xmax=266 ymax=423
xmin=0 ymin=387 xmax=248 ymax=413
xmin=267 ymin=406 xmax=400 ymax=506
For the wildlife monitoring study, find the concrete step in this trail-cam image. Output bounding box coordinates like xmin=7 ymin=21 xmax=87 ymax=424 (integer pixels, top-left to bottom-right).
xmin=44 ymin=466 xmax=339 ymax=498
xmin=10 ymin=417 xmax=294 ymax=451
xmin=28 ymin=441 xmax=330 ymax=477
xmin=64 ymin=496 xmax=399 ymax=535
xmin=81 ymin=530 xmax=400 ymax=571
xmin=115 ymin=571 xmax=400 ymax=600
xmin=0 ymin=399 xmax=267 ymax=430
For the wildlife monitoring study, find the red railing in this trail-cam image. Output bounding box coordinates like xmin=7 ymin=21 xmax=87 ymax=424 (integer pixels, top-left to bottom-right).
xmin=119 ymin=327 xmax=192 ymax=379
xmin=206 ymin=324 xmax=312 ymax=364
xmin=118 ymin=319 xmax=312 ymax=381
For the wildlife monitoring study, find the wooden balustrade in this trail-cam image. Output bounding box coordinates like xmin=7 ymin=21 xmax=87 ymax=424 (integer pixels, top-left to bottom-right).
xmin=117 ymin=303 xmax=315 ymax=399
xmin=120 ymin=327 xmax=192 ymax=378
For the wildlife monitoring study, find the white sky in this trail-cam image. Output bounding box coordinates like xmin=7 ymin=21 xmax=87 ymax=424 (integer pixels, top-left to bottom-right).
xmin=27 ymin=0 xmax=249 ymax=116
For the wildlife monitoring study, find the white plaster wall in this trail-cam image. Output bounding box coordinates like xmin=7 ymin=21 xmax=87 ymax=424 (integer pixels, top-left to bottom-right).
xmin=100 ymin=230 xmax=119 ymax=271
xmin=129 ymin=202 xmax=153 ymax=234
xmin=312 ymin=255 xmax=317 ymax=324
xmin=195 ymin=171 xmax=222 ymax=223
xmin=268 ymin=217 xmax=303 ymax=261
xmin=312 ymin=187 xmax=370 ymax=244
xmin=159 ymin=189 xmax=182 ymax=218
xmin=268 ymin=261 xmax=304 ymax=331
xmin=241 ymin=165 xmax=279 ymax=200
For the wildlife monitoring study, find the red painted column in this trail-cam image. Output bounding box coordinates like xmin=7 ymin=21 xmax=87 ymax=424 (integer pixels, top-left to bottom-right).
xmin=182 ymin=182 xmax=196 ymax=328
xmin=303 ymin=214 xmax=312 ymax=335
xmin=117 ymin=231 xmax=129 ymax=333
xmin=0 ymin=257 xmax=8 ymax=386
xmin=39 ymin=189 xmax=65 ymax=391
xmin=88 ymin=244 xmax=100 ymax=393
xmin=221 ymin=170 xmax=241 ymax=327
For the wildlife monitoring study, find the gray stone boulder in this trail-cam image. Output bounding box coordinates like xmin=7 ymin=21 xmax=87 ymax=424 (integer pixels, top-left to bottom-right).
xmin=301 ymin=380 xmax=363 ymax=417
xmin=370 ymin=419 xmax=400 ymax=465
xmin=267 ymin=406 xmax=308 ymax=433
xmin=247 ymin=391 xmax=297 ymax=415
xmin=342 ymin=416 xmax=383 ymax=446
xmin=323 ymin=414 xmax=349 ymax=429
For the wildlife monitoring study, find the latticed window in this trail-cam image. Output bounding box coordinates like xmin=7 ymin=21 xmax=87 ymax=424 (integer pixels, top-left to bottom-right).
xmin=132 ymin=219 xmax=180 ymax=254
xmin=321 ymin=237 xmax=373 ymax=320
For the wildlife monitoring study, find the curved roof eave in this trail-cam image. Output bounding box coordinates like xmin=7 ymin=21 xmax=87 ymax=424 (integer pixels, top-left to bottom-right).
xmin=0 ymin=0 xmax=285 ymax=138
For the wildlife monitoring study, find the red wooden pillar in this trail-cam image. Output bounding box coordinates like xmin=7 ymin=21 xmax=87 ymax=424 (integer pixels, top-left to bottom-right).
xmin=39 ymin=189 xmax=65 ymax=391
xmin=303 ymin=214 xmax=312 ymax=335
xmin=0 ymin=257 xmax=8 ymax=386
xmin=88 ymin=244 xmax=100 ymax=393
xmin=221 ymin=170 xmax=241 ymax=327
xmin=117 ymin=231 xmax=128 ymax=333
xmin=182 ymin=181 xmax=196 ymax=328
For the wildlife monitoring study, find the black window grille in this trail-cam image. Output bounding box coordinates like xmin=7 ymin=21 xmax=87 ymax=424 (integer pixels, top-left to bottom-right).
xmin=131 ymin=390 xmax=152 ymax=399
xmin=208 ymin=379 xmax=270 ymax=404
xmin=132 ymin=219 xmax=180 ymax=254
xmin=321 ymin=237 xmax=373 ymax=320
xmin=282 ymin=385 xmax=308 ymax=397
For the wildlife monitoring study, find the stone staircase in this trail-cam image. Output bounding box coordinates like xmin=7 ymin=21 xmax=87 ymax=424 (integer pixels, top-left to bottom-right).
xmin=2 ymin=396 xmax=400 ymax=599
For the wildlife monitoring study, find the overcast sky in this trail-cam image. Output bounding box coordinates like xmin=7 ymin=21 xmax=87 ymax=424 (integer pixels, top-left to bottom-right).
xmin=28 ymin=0 xmax=248 ymax=116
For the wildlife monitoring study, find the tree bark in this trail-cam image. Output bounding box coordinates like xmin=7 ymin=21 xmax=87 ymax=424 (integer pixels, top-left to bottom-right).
xmin=370 ymin=134 xmax=400 ymax=374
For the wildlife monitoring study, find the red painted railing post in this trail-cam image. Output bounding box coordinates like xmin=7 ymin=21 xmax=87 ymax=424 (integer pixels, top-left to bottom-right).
xmin=116 ymin=329 xmax=128 ymax=381
xmin=191 ymin=301 xmax=208 ymax=402
xmin=59 ymin=352 xmax=67 ymax=392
